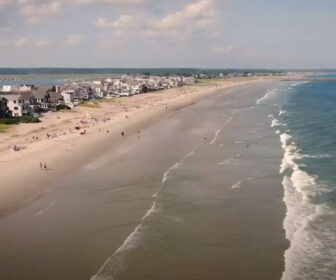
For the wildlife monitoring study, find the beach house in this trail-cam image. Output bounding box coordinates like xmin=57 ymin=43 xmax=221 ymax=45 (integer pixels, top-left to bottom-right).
xmin=61 ymin=89 xmax=76 ymax=108
xmin=0 ymin=93 xmax=24 ymax=117
xmin=0 ymin=97 xmax=10 ymax=118
xmin=49 ymin=91 xmax=65 ymax=111
xmin=19 ymin=91 xmax=37 ymax=116
xmin=32 ymin=86 xmax=51 ymax=111
xmin=77 ymin=85 xmax=94 ymax=100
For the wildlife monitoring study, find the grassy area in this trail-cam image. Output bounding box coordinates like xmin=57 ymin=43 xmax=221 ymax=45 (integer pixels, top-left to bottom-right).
xmin=80 ymin=101 xmax=101 ymax=108
xmin=98 ymin=98 xmax=120 ymax=105
xmin=59 ymin=109 xmax=78 ymax=113
xmin=0 ymin=116 xmax=41 ymax=125
xmin=0 ymin=123 xmax=11 ymax=133
xmin=187 ymin=79 xmax=223 ymax=87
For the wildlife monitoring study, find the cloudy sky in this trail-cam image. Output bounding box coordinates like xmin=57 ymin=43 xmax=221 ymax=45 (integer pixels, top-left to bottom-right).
xmin=0 ymin=0 xmax=335 ymax=68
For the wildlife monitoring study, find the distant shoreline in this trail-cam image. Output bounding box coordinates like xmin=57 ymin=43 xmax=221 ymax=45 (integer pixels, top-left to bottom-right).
xmin=0 ymin=67 xmax=289 ymax=76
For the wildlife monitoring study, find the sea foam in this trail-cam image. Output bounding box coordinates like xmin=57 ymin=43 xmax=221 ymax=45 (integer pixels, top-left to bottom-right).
xmin=256 ymin=89 xmax=278 ymax=105
xmin=279 ymin=132 xmax=336 ymax=280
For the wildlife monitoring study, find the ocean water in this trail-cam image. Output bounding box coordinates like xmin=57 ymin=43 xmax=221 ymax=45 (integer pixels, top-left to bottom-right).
xmin=274 ymin=80 xmax=336 ymax=279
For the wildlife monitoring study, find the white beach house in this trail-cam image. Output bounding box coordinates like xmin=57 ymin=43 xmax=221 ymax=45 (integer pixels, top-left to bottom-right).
xmin=0 ymin=94 xmax=24 ymax=117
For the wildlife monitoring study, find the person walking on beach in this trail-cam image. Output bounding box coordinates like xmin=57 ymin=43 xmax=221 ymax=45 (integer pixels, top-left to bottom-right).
xmin=44 ymin=163 xmax=47 ymax=170
xmin=40 ymin=162 xmax=43 ymax=170
xmin=121 ymin=131 xmax=125 ymax=137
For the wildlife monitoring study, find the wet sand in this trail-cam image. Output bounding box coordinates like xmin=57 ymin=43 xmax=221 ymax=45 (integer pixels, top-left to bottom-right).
xmin=0 ymin=81 xmax=288 ymax=280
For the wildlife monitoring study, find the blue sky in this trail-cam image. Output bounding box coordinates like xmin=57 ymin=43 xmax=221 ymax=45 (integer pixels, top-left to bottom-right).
xmin=0 ymin=0 xmax=335 ymax=68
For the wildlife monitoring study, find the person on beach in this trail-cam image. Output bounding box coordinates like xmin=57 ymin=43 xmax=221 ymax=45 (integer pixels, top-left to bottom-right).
xmin=204 ymin=136 xmax=207 ymax=142
xmin=125 ymin=115 xmax=129 ymax=119
xmin=44 ymin=163 xmax=47 ymax=170
xmin=121 ymin=131 xmax=125 ymax=137
xmin=40 ymin=162 xmax=43 ymax=170
xmin=107 ymin=130 xmax=109 ymax=134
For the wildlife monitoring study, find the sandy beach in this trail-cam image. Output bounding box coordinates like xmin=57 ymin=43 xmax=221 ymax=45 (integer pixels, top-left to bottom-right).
xmin=0 ymin=77 xmax=288 ymax=280
xmin=0 ymin=77 xmax=276 ymax=214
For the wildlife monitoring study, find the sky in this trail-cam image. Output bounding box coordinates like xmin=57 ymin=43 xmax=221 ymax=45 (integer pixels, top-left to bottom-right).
xmin=0 ymin=0 xmax=335 ymax=68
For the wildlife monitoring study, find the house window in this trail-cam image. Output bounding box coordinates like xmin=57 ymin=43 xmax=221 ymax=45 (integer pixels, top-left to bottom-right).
xmin=13 ymin=100 xmax=17 ymax=104
xmin=14 ymin=107 xmax=19 ymax=110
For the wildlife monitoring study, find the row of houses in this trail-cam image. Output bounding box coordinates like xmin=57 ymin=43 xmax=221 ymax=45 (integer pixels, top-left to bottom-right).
xmin=0 ymin=75 xmax=197 ymax=118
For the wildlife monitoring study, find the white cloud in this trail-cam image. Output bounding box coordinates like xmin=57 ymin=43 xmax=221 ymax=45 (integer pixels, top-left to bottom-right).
xmin=73 ymin=0 xmax=152 ymax=4
xmin=35 ymin=39 xmax=51 ymax=47
xmin=210 ymin=45 xmax=232 ymax=54
xmin=96 ymin=0 xmax=218 ymax=41
xmin=14 ymin=37 xmax=53 ymax=48
xmin=18 ymin=0 xmax=62 ymax=24
xmin=0 ymin=26 xmax=12 ymax=32
xmin=64 ymin=34 xmax=83 ymax=46
xmin=0 ymin=0 xmax=9 ymax=10
xmin=15 ymin=37 xmax=29 ymax=47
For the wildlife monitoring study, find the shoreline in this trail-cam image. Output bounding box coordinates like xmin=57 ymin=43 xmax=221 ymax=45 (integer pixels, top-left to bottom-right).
xmin=0 ymin=78 xmax=288 ymax=280
xmin=0 ymin=77 xmax=279 ymax=215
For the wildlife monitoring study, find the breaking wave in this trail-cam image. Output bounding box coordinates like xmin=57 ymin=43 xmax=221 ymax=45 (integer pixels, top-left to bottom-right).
xmin=256 ymin=89 xmax=279 ymax=105
xmin=279 ymin=132 xmax=336 ymax=280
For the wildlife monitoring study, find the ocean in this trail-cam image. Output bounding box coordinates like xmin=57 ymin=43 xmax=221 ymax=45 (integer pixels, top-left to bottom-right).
xmin=271 ymin=79 xmax=336 ymax=280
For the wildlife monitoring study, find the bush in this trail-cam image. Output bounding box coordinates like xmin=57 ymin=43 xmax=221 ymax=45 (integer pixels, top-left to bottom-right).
xmin=20 ymin=117 xmax=41 ymax=123
xmin=0 ymin=118 xmax=21 ymax=125
xmin=56 ymin=104 xmax=71 ymax=111
xmin=0 ymin=116 xmax=41 ymax=124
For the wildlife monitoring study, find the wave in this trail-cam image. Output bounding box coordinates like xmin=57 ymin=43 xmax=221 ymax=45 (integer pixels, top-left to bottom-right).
xmin=217 ymin=154 xmax=241 ymax=166
xmin=279 ymin=110 xmax=287 ymax=116
xmin=231 ymin=180 xmax=243 ymax=189
xmin=91 ymin=151 xmax=195 ymax=280
xmin=279 ymin=133 xmax=302 ymax=174
xmin=271 ymin=118 xmax=283 ymax=128
xmin=210 ymin=129 xmax=221 ymax=145
xmin=256 ymin=89 xmax=278 ymax=105
xmin=290 ymin=81 xmax=310 ymax=87
xmin=34 ymin=201 xmax=55 ymax=217
xmin=231 ymin=177 xmax=252 ymax=189
xmin=302 ymin=154 xmax=333 ymax=159
xmin=209 ymin=116 xmax=233 ymax=145
xmin=279 ymin=132 xmax=336 ymax=280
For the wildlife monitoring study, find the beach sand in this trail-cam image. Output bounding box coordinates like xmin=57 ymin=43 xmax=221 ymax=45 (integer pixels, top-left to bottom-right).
xmin=0 ymin=77 xmax=288 ymax=280
xmin=0 ymin=77 xmax=271 ymax=214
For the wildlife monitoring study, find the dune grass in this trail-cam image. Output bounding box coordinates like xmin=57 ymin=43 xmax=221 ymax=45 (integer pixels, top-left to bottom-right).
xmin=0 ymin=124 xmax=11 ymax=133
xmin=80 ymin=101 xmax=101 ymax=108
